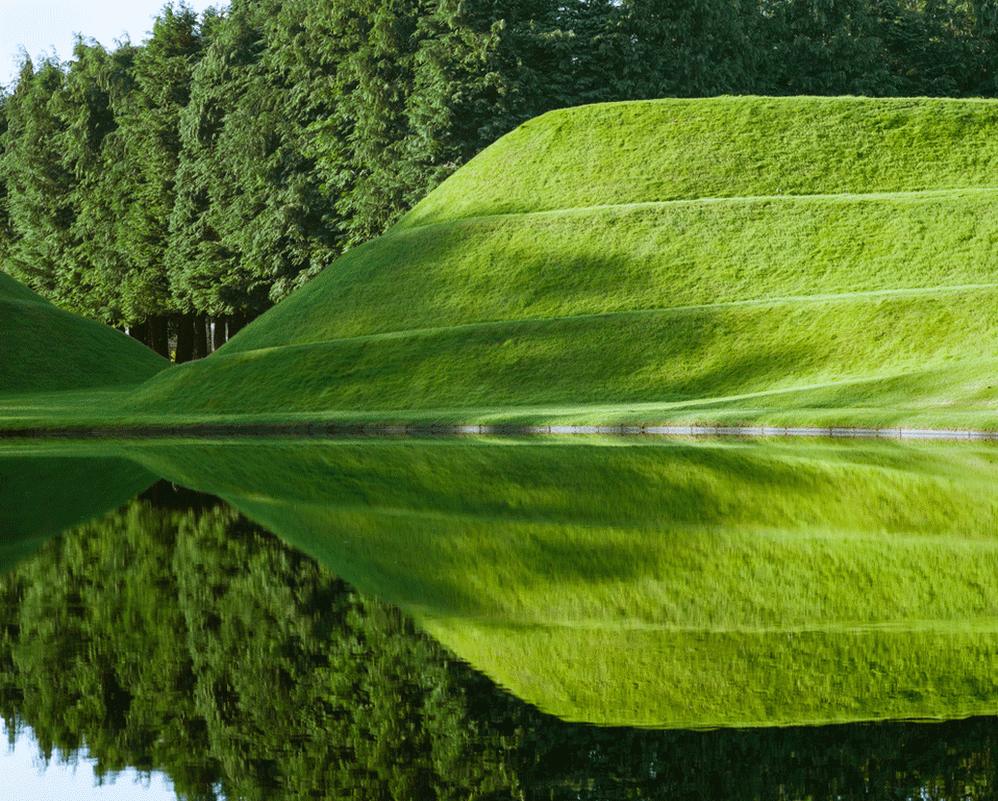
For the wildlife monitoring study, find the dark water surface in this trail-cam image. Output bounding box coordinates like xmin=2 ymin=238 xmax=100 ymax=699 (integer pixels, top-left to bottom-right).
xmin=2 ymin=437 xmax=998 ymax=799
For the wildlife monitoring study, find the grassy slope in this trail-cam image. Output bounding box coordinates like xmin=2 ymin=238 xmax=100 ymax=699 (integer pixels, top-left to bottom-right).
xmin=0 ymin=272 xmax=168 ymax=394
xmin=120 ymin=97 xmax=998 ymax=429
xmin=112 ymin=437 xmax=998 ymax=728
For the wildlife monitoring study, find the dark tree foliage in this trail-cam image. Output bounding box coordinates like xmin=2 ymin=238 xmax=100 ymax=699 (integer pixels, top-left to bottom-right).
xmin=3 ymin=491 xmax=998 ymax=800
xmin=4 ymin=0 xmax=998 ymax=360
xmin=110 ymin=6 xmax=205 ymax=354
xmin=0 ymin=91 xmax=10 ymax=269
xmin=63 ymin=42 xmax=137 ymax=327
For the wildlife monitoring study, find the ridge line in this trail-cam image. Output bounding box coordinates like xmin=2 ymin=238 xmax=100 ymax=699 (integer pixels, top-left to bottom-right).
xmin=395 ymin=185 xmax=998 ymax=232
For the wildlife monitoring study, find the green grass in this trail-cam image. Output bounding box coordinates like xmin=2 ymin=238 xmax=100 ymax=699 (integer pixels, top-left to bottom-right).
xmin=221 ymin=189 xmax=998 ymax=350
xmin=102 ymin=97 xmax=998 ymax=430
xmin=0 ymin=272 xmax=167 ymax=395
xmin=77 ymin=436 xmax=998 ymax=729
xmin=125 ymin=286 xmax=998 ymax=421
xmin=0 ymin=271 xmax=44 ymax=302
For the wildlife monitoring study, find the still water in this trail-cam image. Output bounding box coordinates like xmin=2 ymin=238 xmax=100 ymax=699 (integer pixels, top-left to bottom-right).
xmin=2 ymin=437 xmax=998 ymax=799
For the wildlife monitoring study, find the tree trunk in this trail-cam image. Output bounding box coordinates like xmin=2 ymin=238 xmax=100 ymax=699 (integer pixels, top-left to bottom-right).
xmin=193 ymin=315 xmax=208 ymax=359
xmin=150 ymin=316 xmax=170 ymax=359
xmin=228 ymin=312 xmax=246 ymax=337
xmin=129 ymin=320 xmax=149 ymax=345
xmin=175 ymin=315 xmax=194 ymax=363
xmin=212 ymin=316 xmax=227 ymax=351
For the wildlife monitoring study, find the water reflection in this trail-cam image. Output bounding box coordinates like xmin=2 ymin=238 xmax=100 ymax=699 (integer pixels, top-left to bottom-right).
xmin=131 ymin=438 xmax=998 ymax=729
xmin=0 ymin=450 xmax=153 ymax=571
xmin=1 ymin=438 xmax=998 ymax=798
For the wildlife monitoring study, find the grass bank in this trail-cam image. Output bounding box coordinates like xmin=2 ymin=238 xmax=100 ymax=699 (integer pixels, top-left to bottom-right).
xmin=0 ymin=273 xmax=166 ymax=395
xmin=115 ymin=98 xmax=998 ymax=431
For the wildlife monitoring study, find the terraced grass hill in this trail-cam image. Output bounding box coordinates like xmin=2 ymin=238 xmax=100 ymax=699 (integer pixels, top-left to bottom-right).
xmin=0 ymin=272 xmax=167 ymax=394
xmin=129 ymin=96 xmax=998 ymax=428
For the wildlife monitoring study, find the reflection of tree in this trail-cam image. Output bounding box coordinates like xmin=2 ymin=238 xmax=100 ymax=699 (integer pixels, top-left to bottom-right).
xmin=0 ymin=487 xmax=520 ymax=800
xmin=1 ymin=487 xmax=997 ymax=801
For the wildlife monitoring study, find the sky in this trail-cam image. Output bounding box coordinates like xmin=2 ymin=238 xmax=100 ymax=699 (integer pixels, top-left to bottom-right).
xmin=0 ymin=0 xmax=220 ymax=88
xmin=0 ymin=723 xmax=179 ymax=801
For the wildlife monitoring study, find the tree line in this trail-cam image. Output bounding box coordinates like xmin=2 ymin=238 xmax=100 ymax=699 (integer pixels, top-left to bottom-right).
xmin=1 ymin=0 xmax=997 ymax=360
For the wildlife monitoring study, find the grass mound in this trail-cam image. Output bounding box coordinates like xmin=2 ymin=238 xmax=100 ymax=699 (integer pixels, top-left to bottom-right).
xmin=401 ymin=96 xmax=998 ymax=226
xmin=0 ymin=272 xmax=167 ymax=394
xmin=126 ymin=97 xmax=998 ymax=427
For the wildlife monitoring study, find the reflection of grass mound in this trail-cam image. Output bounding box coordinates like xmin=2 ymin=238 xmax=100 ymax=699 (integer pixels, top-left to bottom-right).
xmin=0 ymin=272 xmax=166 ymax=394
xmin=126 ymin=97 xmax=998 ymax=428
xmin=0 ymin=452 xmax=154 ymax=572
xmin=432 ymin=623 xmax=998 ymax=729
xmin=130 ymin=438 xmax=998 ymax=728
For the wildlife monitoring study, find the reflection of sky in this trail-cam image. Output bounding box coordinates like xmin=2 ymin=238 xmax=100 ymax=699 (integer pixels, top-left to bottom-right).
xmin=0 ymin=0 xmax=220 ymax=87
xmin=0 ymin=722 xmax=178 ymax=801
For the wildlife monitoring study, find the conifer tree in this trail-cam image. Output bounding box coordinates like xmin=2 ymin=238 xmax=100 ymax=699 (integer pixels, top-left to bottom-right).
xmin=59 ymin=40 xmax=131 ymax=326
xmin=2 ymin=58 xmax=74 ymax=303
xmin=0 ymin=92 xmax=11 ymax=270
xmin=167 ymin=2 xmax=264 ymax=328
xmin=111 ymin=4 xmax=205 ymax=357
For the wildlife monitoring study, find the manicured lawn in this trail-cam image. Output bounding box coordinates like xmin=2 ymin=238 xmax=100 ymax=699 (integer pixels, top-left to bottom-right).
xmin=115 ymin=97 xmax=998 ymax=430
xmin=124 ymin=284 xmax=998 ymax=425
xmin=400 ymin=96 xmax=998 ymax=226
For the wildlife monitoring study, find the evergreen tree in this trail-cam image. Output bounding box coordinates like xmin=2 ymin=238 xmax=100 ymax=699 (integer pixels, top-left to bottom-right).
xmin=59 ymin=40 xmax=131 ymax=326
xmin=111 ymin=4 xmax=205 ymax=357
xmin=0 ymin=91 xmax=11 ymax=270
xmin=2 ymin=58 xmax=75 ymax=302
xmin=167 ymin=2 xmax=269 ymax=329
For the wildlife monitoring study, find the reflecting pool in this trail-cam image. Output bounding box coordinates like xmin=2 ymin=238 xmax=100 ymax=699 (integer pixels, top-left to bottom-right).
xmin=2 ymin=437 xmax=998 ymax=798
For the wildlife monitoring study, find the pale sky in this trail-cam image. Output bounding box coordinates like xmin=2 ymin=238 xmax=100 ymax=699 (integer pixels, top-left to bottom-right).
xmin=0 ymin=723 xmax=179 ymax=801
xmin=0 ymin=0 xmax=220 ymax=88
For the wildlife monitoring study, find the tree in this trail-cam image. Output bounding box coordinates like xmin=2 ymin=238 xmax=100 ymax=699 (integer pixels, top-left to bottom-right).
xmin=109 ymin=4 xmax=206 ymax=358
xmin=0 ymin=91 xmax=11 ymax=270
xmin=2 ymin=58 xmax=75 ymax=303
xmin=58 ymin=40 xmax=133 ymax=328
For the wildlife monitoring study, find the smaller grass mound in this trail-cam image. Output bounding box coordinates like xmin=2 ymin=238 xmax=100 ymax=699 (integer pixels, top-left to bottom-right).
xmin=0 ymin=272 xmax=167 ymax=394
